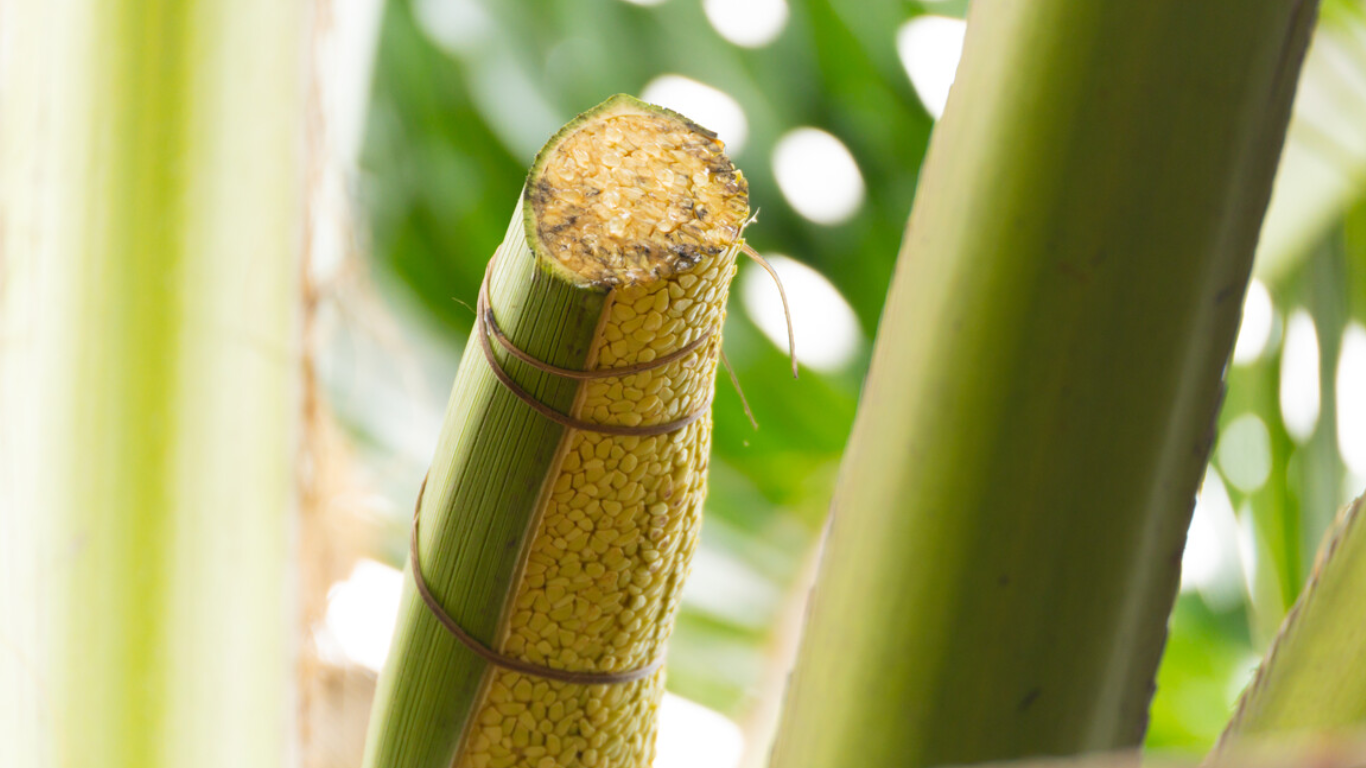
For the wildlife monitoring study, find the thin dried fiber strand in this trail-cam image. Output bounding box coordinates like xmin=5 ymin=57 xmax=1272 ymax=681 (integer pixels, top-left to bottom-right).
xmin=720 ymin=348 xmax=759 ymax=429
xmin=713 ymin=243 xmax=797 ymax=431
xmin=740 ymin=242 xmax=798 ymax=379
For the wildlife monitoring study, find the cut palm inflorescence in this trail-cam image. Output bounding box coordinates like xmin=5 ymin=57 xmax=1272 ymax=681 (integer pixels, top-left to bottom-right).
xmin=362 ymin=95 xmax=750 ymax=768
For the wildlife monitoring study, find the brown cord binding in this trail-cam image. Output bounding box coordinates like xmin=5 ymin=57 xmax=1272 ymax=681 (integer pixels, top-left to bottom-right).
xmin=477 ymin=239 xmax=798 ymax=437
xmin=410 ymin=474 xmax=666 ymax=685
xmin=476 ymin=261 xmax=713 ymax=437
xmin=480 ymin=267 xmax=713 ymax=380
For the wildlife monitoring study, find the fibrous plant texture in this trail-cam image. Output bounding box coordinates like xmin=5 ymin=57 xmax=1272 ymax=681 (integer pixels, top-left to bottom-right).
xmin=0 ymin=2 xmax=307 ymax=766
xmin=363 ymin=94 xmax=748 ymax=768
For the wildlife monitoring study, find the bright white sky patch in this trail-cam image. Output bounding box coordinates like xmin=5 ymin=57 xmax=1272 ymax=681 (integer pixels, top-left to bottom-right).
xmin=742 ymin=255 xmax=860 ymax=372
xmin=1337 ymin=322 xmax=1366 ymax=475
xmin=680 ymin=545 xmax=779 ymax=628
xmin=324 ymin=558 xmax=403 ymax=672
xmin=1233 ymin=279 xmax=1275 ymax=365
xmin=896 ymin=15 xmax=966 ymax=119
xmin=413 ymin=0 xmax=493 ymax=55
xmin=641 ymin=75 xmax=749 ymax=154
xmin=1280 ymin=309 xmax=1321 ymax=443
xmin=469 ymin=51 xmax=565 ymax=162
xmin=772 ymin=128 xmax=865 ymax=225
xmin=703 ymin=0 xmax=789 ymax=48
xmin=1182 ymin=467 xmax=1245 ymax=608
xmin=654 ymin=693 xmax=744 ymax=768
xmin=1217 ymin=413 xmax=1272 ymax=494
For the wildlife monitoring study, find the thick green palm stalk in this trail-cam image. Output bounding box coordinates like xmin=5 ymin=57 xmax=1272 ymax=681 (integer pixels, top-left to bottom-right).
xmin=0 ymin=2 xmax=307 ymax=766
xmin=1218 ymin=493 xmax=1366 ymax=745
xmin=979 ymin=740 xmax=1366 ymax=768
xmin=769 ymin=2 xmax=1317 ymax=767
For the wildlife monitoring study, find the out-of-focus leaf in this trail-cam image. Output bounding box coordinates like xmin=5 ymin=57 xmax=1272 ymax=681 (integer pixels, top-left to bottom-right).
xmin=1345 ymin=198 xmax=1366 ymax=320
xmin=1222 ymin=356 xmax=1302 ymax=635
xmin=1256 ymin=3 xmax=1366 ymax=284
xmin=1144 ymin=595 xmax=1256 ymax=752
xmin=1295 ymin=240 xmax=1350 ymax=566
xmin=1220 ymin=242 xmax=1351 ymax=641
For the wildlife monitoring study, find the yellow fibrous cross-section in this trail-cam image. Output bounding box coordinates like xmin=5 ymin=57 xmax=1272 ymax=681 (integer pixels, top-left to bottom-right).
xmin=456 ymin=102 xmax=747 ymax=768
xmin=530 ymin=107 xmax=748 ymax=286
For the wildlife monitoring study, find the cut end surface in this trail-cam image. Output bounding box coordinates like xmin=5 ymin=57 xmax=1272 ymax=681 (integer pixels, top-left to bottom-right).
xmin=528 ymin=95 xmax=749 ymax=287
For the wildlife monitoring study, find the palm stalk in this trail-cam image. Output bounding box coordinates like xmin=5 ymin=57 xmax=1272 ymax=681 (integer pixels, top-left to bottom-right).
xmin=1218 ymin=493 xmax=1366 ymax=745
xmin=981 ymin=739 xmax=1366 ymax=768
xmin=362 ymin=95 xmax=749 ymax=768
xmin=0 ymin=1 xmax=308 ymax=766
xmin=769 ymin=2 xmax=1317 ymax=767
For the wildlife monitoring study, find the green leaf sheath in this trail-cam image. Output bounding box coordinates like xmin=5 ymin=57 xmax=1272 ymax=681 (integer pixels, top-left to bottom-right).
xmin=362 ymin=203 xmax=610 ymax=768
xmin=1220 ymin=493 xmax=1366 ymax=745
xmin=0 ymin=1 xmax=307 ymax=767
xmin=769 ymin=2 xmax=1318 ymax=767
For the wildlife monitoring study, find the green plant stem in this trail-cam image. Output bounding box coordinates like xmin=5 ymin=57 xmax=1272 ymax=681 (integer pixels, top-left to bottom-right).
xmin=769 ymin=2 xmax=1318 ymax=766
xmin=0 ymin=2 xmax=307 ymax=766
xmin=1219 ymin=494 xmax=1366 ymax=744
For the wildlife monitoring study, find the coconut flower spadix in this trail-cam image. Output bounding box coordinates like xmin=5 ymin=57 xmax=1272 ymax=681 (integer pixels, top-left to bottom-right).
xmin=362 ymin=94 xmax=750 ymax=768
